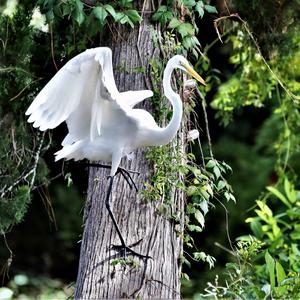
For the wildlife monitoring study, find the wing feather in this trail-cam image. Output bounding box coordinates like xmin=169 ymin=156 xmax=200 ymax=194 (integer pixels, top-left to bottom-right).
xmin=25 ymin=47 xmax=120 ymax=142
xmin=119 ymin=90 xmax=153 ymax=108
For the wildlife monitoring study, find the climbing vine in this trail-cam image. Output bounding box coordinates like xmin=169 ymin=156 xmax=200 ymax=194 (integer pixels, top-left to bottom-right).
xmin=139 ymin=5 xmax=235 ymax=270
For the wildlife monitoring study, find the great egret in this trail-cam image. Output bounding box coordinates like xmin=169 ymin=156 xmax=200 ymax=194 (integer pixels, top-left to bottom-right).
xmin=25 ymin=47 xmax=205 ymax=258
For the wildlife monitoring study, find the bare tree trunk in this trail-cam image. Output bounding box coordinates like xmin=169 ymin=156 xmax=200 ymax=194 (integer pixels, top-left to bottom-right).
xmin=75 ymin=1 xmax=186 ymax=298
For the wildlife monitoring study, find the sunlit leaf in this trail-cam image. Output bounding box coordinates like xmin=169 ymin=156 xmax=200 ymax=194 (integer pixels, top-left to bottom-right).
xmin=267 ymin=186 xmax=292 ymax=208
xmin=195 ymin=209 xmax=205 ymax=227
xmin=265 ymin=251 xmax=275 ymax=288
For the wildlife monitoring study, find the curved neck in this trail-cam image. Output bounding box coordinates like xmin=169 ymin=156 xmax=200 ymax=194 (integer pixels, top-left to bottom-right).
xmin=152 ymin=63 xmax=183 ymax=146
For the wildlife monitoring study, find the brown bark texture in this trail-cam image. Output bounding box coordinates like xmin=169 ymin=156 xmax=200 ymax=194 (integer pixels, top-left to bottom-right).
xmin=75 ymin=1 xmax=186 ymax=298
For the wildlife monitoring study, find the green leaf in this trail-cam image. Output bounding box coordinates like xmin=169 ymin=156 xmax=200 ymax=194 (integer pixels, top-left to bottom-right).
xmin=177 ymin=23 xmax=195 ymax=38
xmin=199 ymin=200 xmax=208 ymax=215
xmin=265 ymin=251 xmax=276 ymax=288
xmin=182 ymin=37 xmax=193 ymax=49
xmin=284 ymin=178 xmax=296 ymax=203
xmin=45 ymin=9 xmax=54 ymax=22
xmin=181 ymin=255 xmax=192 ymax=268
xmin=152 ymin=5 xmax=167 ymax=21
xmin=125 ymin=9 xmax=142 ymax=23
xmin=224 ymin=191 xmax=231 ymax=201
xmin=204 ymin=4 xmax=218 ymax=14
xmin=250 ymin=220 xmax=263 ymax=239
xmin=217 ymin=180 xmax=226 ymax=190
xmin=114 ymin=12 xmax=134 ymax=27
xmin=188 ymin=224 xmax=202 ymax=232
xmin=62 ymin=4 xmax=72 ymax=16
xmin=114 ymin=12 xmax=125 ymax=22
xmin=195 ymin=210 xmax=205 ymax=228
xmin=256 ymin=200 xmax=273 ymax=217
xmin=290 ymin=231 xmax=300 ymax=240
xmin=266 ymin=186 xmax=292 ymax=208
xmin=104 ymin=4 xmax=116 ymax=19
xmin=206 ymin=159 xmax=216 ymax=168
xmin=93 ymin=6 xmax=108 ymax=25
xmin=205 ymin=184 xmax=213 ymax=197
xmin=275 ymin=261 xmax=286 ymax=285
xmin=181 ymin=272 xmax=190 ymax=280
xmin=73 ymin=0 xmax=85 ymax=25
xmin=181 ymin=0 xmax=196 ymax=9
xmin=169 ymin=18 xmax=181 ymax=29
xmin=187 ymin=185 xmax=198 ymax=196
xmin=213 ymin=166 xmax=221 ymax=179
xmin=229 ymin=193 xmax=236 ymax=203
xmin=195 ymin=2 xmax=204 ymax=18
xmin=53 ymin=4 xmax=63 ymax=17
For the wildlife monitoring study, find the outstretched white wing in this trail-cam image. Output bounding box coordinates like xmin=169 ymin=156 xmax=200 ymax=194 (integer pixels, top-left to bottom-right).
xmin=26 ymin=47 xmax=153 ymax=143
xmin=26 ymin=48 xmax=119 ymax=141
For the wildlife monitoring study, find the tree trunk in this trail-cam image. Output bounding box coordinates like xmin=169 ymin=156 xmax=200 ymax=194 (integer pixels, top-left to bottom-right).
xmin=75 ymin=1 xmax=186 ymax=298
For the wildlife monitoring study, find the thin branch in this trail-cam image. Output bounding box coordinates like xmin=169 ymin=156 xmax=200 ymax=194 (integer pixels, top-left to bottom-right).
xmin=195 ymin=87 xmax=213 ymax=158
xmin=0 ymin=232 xmax=13 ymax=285
xmin=214 ymin=197 xmax=237 ymax=263
xmin=0 ymin=19 xmax=9 ymax=56
xmin=49 ymin=23 xmax=58 ymax=71
xmin=9 ymin=78 xmax=42 ymax=101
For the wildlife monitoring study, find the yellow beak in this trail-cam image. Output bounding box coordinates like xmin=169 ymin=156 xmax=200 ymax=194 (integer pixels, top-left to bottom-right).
xmin=182 ymin=63 xmax=206 ymax=86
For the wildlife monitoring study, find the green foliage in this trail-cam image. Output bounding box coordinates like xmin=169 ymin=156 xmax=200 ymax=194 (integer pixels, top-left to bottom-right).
xmin=200 ymin=1 xmax=300 ymax=297
xmin=2 ymin=273 xmax=73 ymax=299
xmin=198 ymin=238 xmax=267 ymax=299
xmin=246 ymin=179 xmax=300 ymax=275
xmin=111 ymin=256 xmax=139 ymax=268
xmin=0 ymin=186 xmax=31 ymax=232
xmin=38 ymin=0 xmax=142 ymax=29
xmin=152 ymin=1 xmax=218 ymax=58
xmin=0 ymin=6 xmax=49 ymax=232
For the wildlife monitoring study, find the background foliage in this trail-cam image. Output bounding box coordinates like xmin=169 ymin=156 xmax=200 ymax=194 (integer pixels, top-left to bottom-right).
xmin=0 ymin=0 xmax=299 ymax=299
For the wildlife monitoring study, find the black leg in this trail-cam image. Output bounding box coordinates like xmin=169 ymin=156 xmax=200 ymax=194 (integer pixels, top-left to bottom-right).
xmin=105 ymin=176 xmax=126 ymax=247
xmin=105 ymin=176 xmax=152 ymax=260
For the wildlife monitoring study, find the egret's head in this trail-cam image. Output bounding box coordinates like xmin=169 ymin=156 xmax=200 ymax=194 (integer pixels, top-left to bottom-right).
xmin=171 ymin=55 xmax=206 ymax=86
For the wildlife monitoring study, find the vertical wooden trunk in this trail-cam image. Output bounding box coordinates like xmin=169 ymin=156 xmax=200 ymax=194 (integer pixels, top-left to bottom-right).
xmin=75 ymin=1 xmax=186 ymax=298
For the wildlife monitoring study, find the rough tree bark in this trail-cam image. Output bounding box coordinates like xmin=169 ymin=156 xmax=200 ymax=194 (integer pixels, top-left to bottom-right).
xmin=75 ymin=1 xmax=187 ymax=298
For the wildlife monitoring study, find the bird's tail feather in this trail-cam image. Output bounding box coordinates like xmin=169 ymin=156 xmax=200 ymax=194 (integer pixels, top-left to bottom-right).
xmin=55 ymin=140 xmax=84 ymax=161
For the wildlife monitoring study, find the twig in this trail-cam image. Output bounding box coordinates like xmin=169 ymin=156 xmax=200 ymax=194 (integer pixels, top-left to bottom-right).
xmin=224 ymin=0 xmax=231 ymax=15
xmin=49 ymin=23 xmax=58 ymax=71
xmin=195 ymin=87 xmax=213 ymax=158
xmin=214 ymin=242 xmax=235 ymax=256
xmin=9 ymin=78 xmax=42 ymax=101
xmin=214 ymin=197 xmax=237 ymax=262
xmin=0 ymin=19 xmax=9 ymax=56
xmin=0 ymin=232 xmax=13 ymax=285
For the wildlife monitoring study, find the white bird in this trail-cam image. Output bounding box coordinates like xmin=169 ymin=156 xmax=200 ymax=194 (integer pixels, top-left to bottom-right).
xmin=25 ymin=47 xmax=205 ymax=258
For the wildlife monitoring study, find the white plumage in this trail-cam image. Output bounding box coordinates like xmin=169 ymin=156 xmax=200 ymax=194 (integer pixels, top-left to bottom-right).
xmin=26 ymin=47 xmax=205 ymax=176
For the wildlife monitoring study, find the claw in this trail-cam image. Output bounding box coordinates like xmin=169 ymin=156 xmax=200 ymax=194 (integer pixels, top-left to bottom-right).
xmin=111 ymin=244 xmax=152 ymax=260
